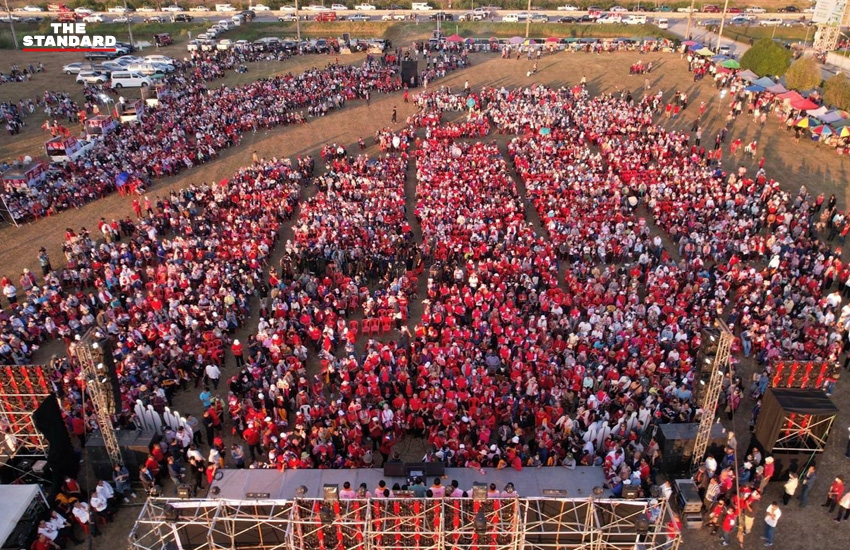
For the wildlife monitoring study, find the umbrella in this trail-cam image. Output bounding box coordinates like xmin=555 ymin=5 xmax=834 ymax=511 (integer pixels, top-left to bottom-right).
xmin=812 ymin=124 xmax=833 ymax=136
xmin=721 ymin=59 xmax=740 ymax=69
xmin=683 ymin=40 xmax=698 ymax=46
xmin=716 ymin=67 xmax=732 ymax=74
xmin=509 ymin=36 xmax=524 ymax=44
xmin=820 ymin=110 xmax=850 ymax=124
xmin=696 ymin=47 xmax=714 ymax=56
xmin=524 ymin=38 xmax=538 ymax=45
xmin=753 ymin=76 xmax=775 ymax=88
xmin=796 ymin=116 xmax=817 ymax=128
xmin=545 ymin=37 xmax=559 ymax=43
xmin=464 ymin=37 xmax=474 ymax=44
xmin=446 ymin=34 xmax=463 ymax=43
xmin=841 ymin=126 xmax=850 ymax=138
xmin=219 ymin=178 xmax=229 ymax=187
xmin=540 ymin=127 xmax=551 ymax=135
xmin=739 ymin=69 xmax=759 ymax=82
xmin=711 ymin=55 xmax=729 ymax=62
xmin=687 ymin=43 xmax=703 ymax=51
xmin=744 ymin=85 xmax=765 ymax=92
xmin=115 ymin=172 xmax=129 ymax=187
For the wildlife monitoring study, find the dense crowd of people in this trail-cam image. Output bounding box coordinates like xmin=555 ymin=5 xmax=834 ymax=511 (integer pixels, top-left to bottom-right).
xmin=1 ymin=59 xmax=400 ymax=224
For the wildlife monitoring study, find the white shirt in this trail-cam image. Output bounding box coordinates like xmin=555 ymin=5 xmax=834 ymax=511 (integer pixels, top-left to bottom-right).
xmin=90 ymin=494 xmax=108 ymax=513
xmin=97 ymin=481 xmax=114 ymax=501
xmin=38 ymin=524 xmax=58 ymax=541
xmin=72 ymin=503 xmax=91 ymax=524
xmin=205 ymin=364 xmax=221 ymax=379
xmin=764 ymin=504 xmax=781 ymax=527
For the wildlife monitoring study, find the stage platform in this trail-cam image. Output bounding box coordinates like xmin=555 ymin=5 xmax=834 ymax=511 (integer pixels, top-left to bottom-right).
xmin=208 ymin=466 xmax=608 ymax=499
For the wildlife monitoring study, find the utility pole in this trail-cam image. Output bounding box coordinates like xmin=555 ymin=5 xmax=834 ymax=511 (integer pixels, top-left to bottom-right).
xmin=3 ymin=0 xmax=18 ymax=50
xmin=123 ymin=0 xmax=134 ymax=47
xmin=684 ymin=0 xmax=695 ymax=40
xmin=715 ymin=0 xmax=730 ymax=53
xmin=295 ymin=0 xmax=301 ymax=41
xmin=524 ymin=0 xmax=531 ymax=39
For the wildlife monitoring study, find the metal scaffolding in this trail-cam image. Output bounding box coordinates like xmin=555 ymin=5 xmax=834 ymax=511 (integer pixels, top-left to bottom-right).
xmin=0 ymin=364 xmax=55 ymax=458
xmin=129 ymin=496 xmax=682 ymax=550
xmin=73 ymin=330 xmax=124 ymax=469
xmin=691 ymin=321 xmax=733 ymax=472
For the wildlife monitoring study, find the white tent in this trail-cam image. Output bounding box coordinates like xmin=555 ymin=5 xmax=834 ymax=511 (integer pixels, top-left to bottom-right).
xmin=0 ymin=485 xmax=45 ymax=547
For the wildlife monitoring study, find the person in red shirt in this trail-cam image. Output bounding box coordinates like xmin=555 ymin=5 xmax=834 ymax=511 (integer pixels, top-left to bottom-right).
xmin=243 ymin=424 xmax=261 ymax=462
xmin=231 ymin=339 xmax=244 ymax=368
xmin=825 ymin=476 xmax=845 ymax=513
xmin=720 ymin=505 xmax=737 ymax=546
xmin=760 ymin=456 xmax=775 ymax=492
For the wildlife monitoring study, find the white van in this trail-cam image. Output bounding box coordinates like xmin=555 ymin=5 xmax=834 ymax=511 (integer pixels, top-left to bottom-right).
xmin=657 ymin=18 xmax=669 ymax=29
xmin=215 ymin=3 xmax=236 ymax=11
xmin=111 ymin=71 xmax=151 ymax=89
xmin=411 ymin=2 xmax=433 ymax=10
xmin=624 ymin=14 xmax=647 ymax=24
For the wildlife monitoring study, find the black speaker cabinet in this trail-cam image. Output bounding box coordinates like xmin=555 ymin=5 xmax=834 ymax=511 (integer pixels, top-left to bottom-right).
xmin=401 ymin=60 xmax=418 ymax=88
xmin=86 ymin=430 xmax=156 ymax=481
xmin=657 ymin=423 xmax=727 ymax=474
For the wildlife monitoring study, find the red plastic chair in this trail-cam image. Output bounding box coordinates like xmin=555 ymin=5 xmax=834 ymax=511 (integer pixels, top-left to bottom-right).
xmin=348 ymin=320 xmax=359 ymax=339
xmin=380 ymin=316 xmax=392 ymax=334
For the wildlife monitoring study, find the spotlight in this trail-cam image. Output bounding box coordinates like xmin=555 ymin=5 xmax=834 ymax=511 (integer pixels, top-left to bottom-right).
xmin=700 ymin=380 xmax=706 ymax=386
xmin=323 ymin=484 xmax=339 ymax=502
xmin=177 ymin=485 xmax=192 ymax=499
xmin=92 ymin=342 xmax=99 ymax=349
xmin=473 ymin=510 xmax=487 ymax=534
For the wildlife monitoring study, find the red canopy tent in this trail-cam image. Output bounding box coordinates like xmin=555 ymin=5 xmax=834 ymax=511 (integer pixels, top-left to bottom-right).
xmin=446 ymin=34 xmax=463 ymax=43
xmin=777 ymin=90 xmax=803 ymax=102
xmin=790 ymin=97 xmax=819 ymax=111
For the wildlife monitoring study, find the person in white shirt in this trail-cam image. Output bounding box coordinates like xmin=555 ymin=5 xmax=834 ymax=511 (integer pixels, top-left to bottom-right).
xmin=763 ymin=501 xmax=781 ymax=546
xmin=205 ymin=364 xmax=221 ymax=389
xmin=705 ymin=455 xmax=718 ymax=478
xmin=37 ymin=520 xmax=59 ymax=541
xmin=72 ymin=502 xmax=100 ymax=537
xmin=187 ymin=444 xmax=204 ymax=463
xmin=96 ymin=480 xmax=115 ymax=505
xmin=90 ymin=490 xmax=112 ymax=523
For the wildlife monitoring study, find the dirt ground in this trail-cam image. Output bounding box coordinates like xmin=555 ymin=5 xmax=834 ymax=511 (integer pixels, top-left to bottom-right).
xmin=3 ymin=49 xmax=850 ymax=550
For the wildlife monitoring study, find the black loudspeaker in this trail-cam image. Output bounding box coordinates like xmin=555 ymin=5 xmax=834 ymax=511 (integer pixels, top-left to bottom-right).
xmin=98 ymin=338 xmax=123 ymax=415
xmin=401 ymin=60 xmax=418 ymax=88
xmin=657 ymin=423 xmax=727 ymax=474
xmin=32 ymin=395 xmax=77 ymax=496
xmin=383 ymin=462 xmax=406 ymax=477
xmin=86 ymin=430 xmax=156 ymax=481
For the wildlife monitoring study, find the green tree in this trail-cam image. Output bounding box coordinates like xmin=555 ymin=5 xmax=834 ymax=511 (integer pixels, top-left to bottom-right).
xmin=824 ymin=74 xmax=850 ymax=111
xmin=784 ymin=57 xmax=822 ymax=91
xmin=739 ymin=38 xmax=792 ymax=77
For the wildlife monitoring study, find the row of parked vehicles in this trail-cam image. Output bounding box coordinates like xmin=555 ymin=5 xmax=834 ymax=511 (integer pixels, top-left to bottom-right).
xmin=63 ymin=54 xmax=176 ymax=89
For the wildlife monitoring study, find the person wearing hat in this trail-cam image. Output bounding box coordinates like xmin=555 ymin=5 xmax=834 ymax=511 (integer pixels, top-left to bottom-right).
xmin=231 ymin=339 xmax=244 ymax=368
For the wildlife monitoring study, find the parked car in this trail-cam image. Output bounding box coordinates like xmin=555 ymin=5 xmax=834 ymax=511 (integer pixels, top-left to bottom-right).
xmin=278 ymin=14 xmax=298 ymax=21
xmin=382 ymin=12 xmax=406 ymax=20
xmin=530 ymin=13 xmax=548 ymax=22
xmin=217 ymin=39 xmax=233 ymax=50
xmin=190 ymin=5 xmax=209 ymax=11
xmin=502 ymin=14 xmax=519 ymax=22
xmin=609 ymin=5 xmax=628 ymax=12
xmin=76 ymin=71 xmax=109 ymax=84
xmin=113 ymin=16 xmax=131 ymax=23
xmin=84 ymin=50 xmax=117 ymax=60
xmin=73 ymin=7 xmax=93 ymax=15
xmin=459 ymin=11 xmax=486 ymax=21
xmin=314 ymin=11 xmax=337 ymax=21
xmin=557 ymin=15 xmax=577 ymax=22
xmin=347 ymin=13 xmax=371 ymax=20
xmin=108 ymin=6 xmax=131 ymax=13
xmin=111 ymin=71 xmax=152 ymax=88
xmin=430 ymin=12 xmax=453 ymax=21
xmin=63 ymin=62 xmax=85 ymax=74
xmin=154 ymin=33 xmax=174 ymax=46
xmin=759 ymin=17 xmax=782 ymax=25
xmin=354 ymin=3 xmax=376 ymax=9
xmin=557 ymin=5 xmax=578 ymax=10
xmin=727 ymin=7 xmax=743 ymax=13
xmin=306 ymin=4 xmax=330 ymax=10
xmin=172 ymin=14 xmax=193 ymax=22
xmin=331 ymin=3 xmax=348 ymax=9
xmin=252 ymin=4 xmax=271 ymax=10
xmin=623 ymin=14 xmax=646 ymax=24
xmin=163 ymin=4 xmax=184 ymax=12
xmin=746 ymin=6 xmax=766 ymax=13
xmin=702 ymin=4 xmax=720 ymax=12
xmin=144 ymin=16 xmax=165 ymax=23
xmin=17 ymin=5 xmax=43 ymax=11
